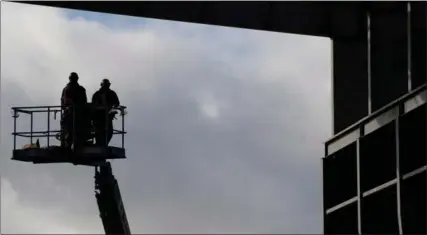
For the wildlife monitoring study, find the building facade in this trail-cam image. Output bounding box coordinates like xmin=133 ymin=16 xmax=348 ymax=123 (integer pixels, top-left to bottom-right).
xmin=324 ymin=2 xmax=426 ymax=234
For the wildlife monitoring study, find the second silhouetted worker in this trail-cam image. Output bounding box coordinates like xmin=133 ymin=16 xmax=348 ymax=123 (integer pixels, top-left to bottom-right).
xmin=92 ymin=79 xmax=120 ymax=146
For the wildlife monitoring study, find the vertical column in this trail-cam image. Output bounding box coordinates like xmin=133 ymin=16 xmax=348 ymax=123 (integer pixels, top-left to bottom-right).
xmin=367 ymin=14 xmax=372 ymax=114
xmin=332 ymin=14 xmax=369 ymax=134
xmin=369 ymin=3 xmax=409 ymax=112
xmin=410 ymin=4 xmax=427 ymax=233
xmin=407 ymin=3 xmax=412 ymax=91
xmin=410 ymin=1 xmax=426 ymax=89
xmin=395 ymin=105 xmax=404 ymax=235
xmin=420 ymin=5 xmax=427 ymax=234
xmin=356 ymin=126 xmax=365 ymax=234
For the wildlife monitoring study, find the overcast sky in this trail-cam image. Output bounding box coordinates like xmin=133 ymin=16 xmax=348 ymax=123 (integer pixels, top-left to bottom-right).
xmin=1 ymin=2 xmax=332 ymax=234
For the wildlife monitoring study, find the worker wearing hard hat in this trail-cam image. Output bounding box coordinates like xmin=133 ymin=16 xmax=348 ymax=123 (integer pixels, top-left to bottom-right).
xmin=60 ymin=72 xmax=89 ymax=149
xmin=92 ymin=78 xmax=120 ymax=146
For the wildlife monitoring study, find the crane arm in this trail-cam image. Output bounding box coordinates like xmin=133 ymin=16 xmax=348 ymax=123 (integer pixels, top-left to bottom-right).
xmin=94 ymin=161 xmax=131 ymax=235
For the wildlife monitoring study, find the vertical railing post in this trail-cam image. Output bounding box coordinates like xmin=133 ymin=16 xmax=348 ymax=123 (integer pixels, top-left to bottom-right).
xmin=47 ymin=107 xmax=50 ymax=147
xmin=13 ymin=108 xmax=17 ymax=150
xmin=105 ymin=106 xmax=108 ymax=149
xmin=30 ymin=112 xmax=34 ymax=144
xmin=121 ymin=107 xmax=125 ymax=149
xmin=60 ymin=104 xmax=63 ymax=147
xmin=62 ymin=106 xmax=65 ymax=148
xmin=73 ymin=104 xmax=76 ymax=150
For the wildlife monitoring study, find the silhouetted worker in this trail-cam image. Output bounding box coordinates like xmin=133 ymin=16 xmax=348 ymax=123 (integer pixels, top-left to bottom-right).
xmin=61 ymin=72 xmax=89 ymax=149
xmin=92 ymin=79 xmax=120 ymax=146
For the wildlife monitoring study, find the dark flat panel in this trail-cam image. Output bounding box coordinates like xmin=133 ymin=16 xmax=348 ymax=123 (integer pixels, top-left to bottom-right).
xmin=333 ymin=37 xmax=369 ymax=134
xmin=268 ymin=2 xmax=329 ymax=36
xmin=411 ymin=1 xmax=427 ymax=89
xmin=324 ymin=200 xmax=358 ymax=234
xmin=329 ymin=2 xmax=369 ymax=40
xmin=200 ymin=2 xmax=269 ymax=29
xmin=401 ymin=172 xmax=427 ymax=234
xmin=368 ymin=2 xmax=408 ymax=13
xmin=360 ymin=121 xmax=396 ymax=192
xmin=361 ymin=185 xmax=399 ymax=234
xmin=370 ymin=3 xmax=409 ymax=111
xmin=323 ymin=143 xmax=357 ymax=209
xmin=13 ymin=1 xmax=329 ymax=37
xmin=400 ymin=104 xmax=427 ymax=175
xmin=12 ymin=1 xmax=367 ymax=38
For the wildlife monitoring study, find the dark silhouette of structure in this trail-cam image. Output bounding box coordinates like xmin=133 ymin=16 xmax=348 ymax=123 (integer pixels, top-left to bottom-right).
xmin=9 ymin=1 xmax=427 ymax=234
xmin=11 ymin=104 xmax=131 ymax=235
xmin=324 ymin=84 xmax=426 ymax=234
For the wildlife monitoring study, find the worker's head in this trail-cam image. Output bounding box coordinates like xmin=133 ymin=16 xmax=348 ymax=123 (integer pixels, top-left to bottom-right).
xmin=69 ymin=72 xmax=79 ymax=83
xmin=101 ymin=78 xmax=111 ymax=89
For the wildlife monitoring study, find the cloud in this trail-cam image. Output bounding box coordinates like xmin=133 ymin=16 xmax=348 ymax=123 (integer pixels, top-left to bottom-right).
xmin=1 ymin=2 xmax=331 ymax=233
xmin=0 ymin=177 xmax=94 ymax=234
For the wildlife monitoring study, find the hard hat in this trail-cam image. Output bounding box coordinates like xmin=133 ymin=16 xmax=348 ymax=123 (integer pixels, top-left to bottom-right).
xmin=70 ymin=72 xmax=79 ymax=79
xmin=101 ymin=78 xmax=111 ymax=87
xmin=69 ymin=72 xmax=79 ymax=82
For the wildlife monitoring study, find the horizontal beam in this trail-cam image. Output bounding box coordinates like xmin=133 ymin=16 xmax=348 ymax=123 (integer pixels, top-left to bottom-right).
xmin=324 ymin=165 xmax=426 ymax=213
xmin=13 ymin=129 xmax=126 ymax=137
xmin=11 ymin=1 xmax=369 ymax=38
xmin=12 ymin=146 xmax=126 ymax=165
xmin=402 ymin=165 xmax=427 ymax=180
xmin=12 ymin=105 xmax=127 ymax=111
xmin=326 ymin=196 xmax=358 ymax=214
xmin=362 ymin=178 xmax=397 ymax=198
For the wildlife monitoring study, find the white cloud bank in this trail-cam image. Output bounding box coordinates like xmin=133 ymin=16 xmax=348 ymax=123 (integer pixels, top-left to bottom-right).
xmin=1 ymin=2 xmax=331 ymax=234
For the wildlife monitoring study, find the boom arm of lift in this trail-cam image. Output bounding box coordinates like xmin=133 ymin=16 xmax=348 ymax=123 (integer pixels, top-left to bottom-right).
xmin=94 ymin=161 xmax=131 ymax=235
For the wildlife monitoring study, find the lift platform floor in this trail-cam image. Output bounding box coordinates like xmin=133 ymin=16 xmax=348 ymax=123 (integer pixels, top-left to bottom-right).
xmin=12 ymin=146 xmax=126 ymax=166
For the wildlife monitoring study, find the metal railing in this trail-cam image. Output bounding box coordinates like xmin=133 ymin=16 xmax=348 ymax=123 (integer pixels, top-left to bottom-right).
xmin=325 ymin=83 xmax=426 ymax=157
xmin=11 ymin=104 xmax=127 ymax=151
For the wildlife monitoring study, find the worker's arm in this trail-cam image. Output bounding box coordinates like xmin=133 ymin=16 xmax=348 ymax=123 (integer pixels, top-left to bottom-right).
xmin=61 ymin=88 xmax=66 ymax=106
xmin=82 ymin=87 xmax=88 ymax=104
xmin=61 ymin=86 xmax=73 ymax=106
xmin=111 ymin=91 xmax=120 ymax=106
xmin=92 ymin=92 xmax=98 ymax=104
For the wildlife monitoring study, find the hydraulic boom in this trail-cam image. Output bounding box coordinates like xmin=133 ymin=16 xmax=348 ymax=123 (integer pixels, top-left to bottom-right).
xmin=95 ymin=161 xmax=131 ymax=235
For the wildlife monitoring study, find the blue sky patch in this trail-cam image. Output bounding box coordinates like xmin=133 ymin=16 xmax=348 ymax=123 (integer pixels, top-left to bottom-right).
xmin=64 ymin=8 xmax=147 ymax=30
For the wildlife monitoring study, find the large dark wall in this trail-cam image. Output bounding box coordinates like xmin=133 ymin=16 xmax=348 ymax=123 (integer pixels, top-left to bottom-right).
xmin=333 ymin=2 xmax=427 ymax=134
xmin=324 ymin=2 xmax=426 ymax=234
xmin=15 ymin=1 xmax=335 ymax=37
xmin=411 ymin=1 xmax=427 ymax=90
xmin=332 ymin=23 xmax=369 ymax=134
xmin=324 ymin=101 xmax=427 ymax=234
xmin=369 ymin=3 xmax=409 ymax=113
